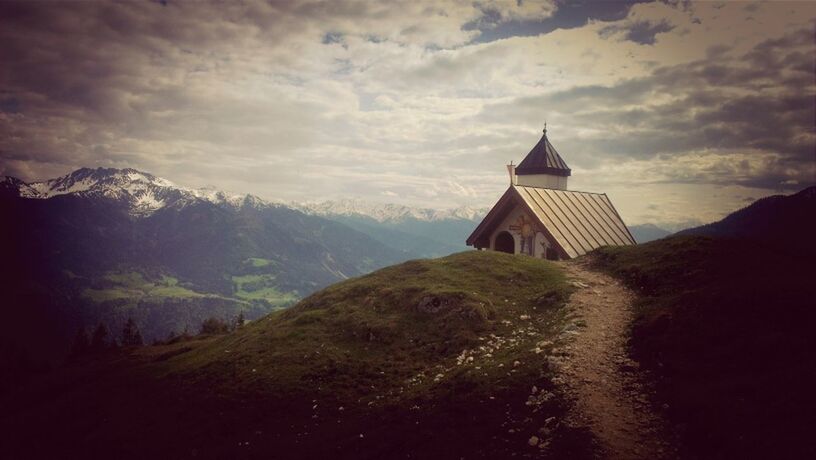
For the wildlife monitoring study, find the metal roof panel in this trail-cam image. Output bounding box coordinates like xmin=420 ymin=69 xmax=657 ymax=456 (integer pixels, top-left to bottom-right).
xmin=513 ymin=185 xmax=635 ymax=257
xmin=520 ymin=187 xmax=580 ymax=257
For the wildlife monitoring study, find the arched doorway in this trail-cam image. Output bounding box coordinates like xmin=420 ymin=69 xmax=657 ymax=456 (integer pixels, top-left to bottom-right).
xmin=494 ymin=231 xmax=515 ymax=254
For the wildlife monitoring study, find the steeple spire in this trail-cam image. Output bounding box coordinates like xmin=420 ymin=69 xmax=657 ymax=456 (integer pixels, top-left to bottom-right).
xmin=514 ymin=129 xmax=570 ymax=177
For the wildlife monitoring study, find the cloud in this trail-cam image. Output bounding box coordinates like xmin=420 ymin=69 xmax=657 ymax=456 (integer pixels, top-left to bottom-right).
xmin=469 ymin=0 xmax=646 ymax=43
xmin=476 ymin=0 xmax=556 ymax=23
xmin=600 ymin=18 xmax=675 ymax=45
xmin=0 ymin=0 xmax=813 ymax=229
xmin=476 ymin=27 xmax=815 ymax=191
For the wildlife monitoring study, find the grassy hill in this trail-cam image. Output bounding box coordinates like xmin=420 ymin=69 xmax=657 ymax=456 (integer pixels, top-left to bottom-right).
xmin=2 ymin=251 xmax=597 ymax=459
xmin=593 ymin=236 xmax=816 ymax=458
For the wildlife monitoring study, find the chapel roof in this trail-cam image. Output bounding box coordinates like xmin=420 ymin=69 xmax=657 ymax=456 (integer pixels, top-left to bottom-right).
xmin=466 ymin=185 xmax=635 ymax=258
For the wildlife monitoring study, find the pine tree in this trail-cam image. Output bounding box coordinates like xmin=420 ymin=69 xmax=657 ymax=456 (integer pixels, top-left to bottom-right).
xmin=90 ymin=322 xmax=110 ymax=352
xmin=121 ymin=318 xmax=144 ymax=347
xmin=70 ymin=327 xmax=89 ymax=356
xmin=234 ymin=311 xmax=245 ymax=330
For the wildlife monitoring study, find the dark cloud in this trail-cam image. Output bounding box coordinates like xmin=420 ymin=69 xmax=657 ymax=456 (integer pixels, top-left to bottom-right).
xmin=322 ymin=32 xmax=345 ymax=44
xmin=0 ymin=1 xmax=326 ymax=177
xmin=599 ymin=17 xmax=676 ymax=45
xmin=468 ymin=0 xmax=649 ymax=43
xmin=477 ymin=27 xmax=816 ymax=190
xmin=621 ymin=19 xmax=675 ymax=44
xmin=0 ymin=97 xmax=21 ymax=114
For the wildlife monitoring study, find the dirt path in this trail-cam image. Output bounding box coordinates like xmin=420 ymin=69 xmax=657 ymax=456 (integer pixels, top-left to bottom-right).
xmin=549 ymin=257 xmax=674 ymax=459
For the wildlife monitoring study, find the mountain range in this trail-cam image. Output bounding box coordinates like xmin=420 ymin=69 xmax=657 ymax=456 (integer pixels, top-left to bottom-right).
xmin=0 ymin=167 xmax=487 ymax=361
xmin=292 ymin=198 xmax=487 ymax=222
xmin=292 ymin=199 xmax=488 ymax=257
xmin=0 ymin=168 xmax=394 ymax=358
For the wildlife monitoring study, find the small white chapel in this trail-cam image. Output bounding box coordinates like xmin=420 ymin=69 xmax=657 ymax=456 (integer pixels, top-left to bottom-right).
xmin=466 ymin=128 xmax=635 ymax=260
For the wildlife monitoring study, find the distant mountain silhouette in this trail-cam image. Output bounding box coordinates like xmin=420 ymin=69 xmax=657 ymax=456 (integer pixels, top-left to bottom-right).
xmin=629 ymin=224 xmax=671 ymax=243
xmin=291 ymin=199 xmax=488 ymax=258
xmin=678 ymin=186 xmax=816 ymax=254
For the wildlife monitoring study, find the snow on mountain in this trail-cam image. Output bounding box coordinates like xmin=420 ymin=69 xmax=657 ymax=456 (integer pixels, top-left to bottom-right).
xmin=1 ymin=175 xmax=39 ymax=197
xmin=189 ymin=186 xmax=251 ymax=208
xmin=437 ymin=205 xmax=489 ymax=221
xmin=292 ymin=198 xmax=488 ymax=222
xmin=3 ymin=167 xmax=270 ymax=217
xmin=4 ymin=167 xmax=488 ymax=222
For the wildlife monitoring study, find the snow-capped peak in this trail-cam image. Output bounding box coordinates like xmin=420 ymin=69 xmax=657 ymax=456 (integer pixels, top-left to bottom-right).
xmin=20 ymin=167 xmax=170 ymax=199
xmin=5 ymin=167 xmax=271 ymax=217
xmin=292 ymin=199 xmax=488 ymax=222
xmin=188 ymin=186 xmax=253 ymax=207
xmin=5 ymin=167 xmax=488 ymax=221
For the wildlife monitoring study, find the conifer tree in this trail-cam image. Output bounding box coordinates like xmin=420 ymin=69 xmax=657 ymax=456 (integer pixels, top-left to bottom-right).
xmin=121 ymin=318 xmax=144 ymax=347
xmin=90 ymin=322 xmax=110 ymax=352
xmin=70 ymin=327 xmax=89 ymax=356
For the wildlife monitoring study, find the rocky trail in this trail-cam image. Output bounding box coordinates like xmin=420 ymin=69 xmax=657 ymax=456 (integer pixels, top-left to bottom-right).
xmin=549 ymin=257 xmax=675 ymax=459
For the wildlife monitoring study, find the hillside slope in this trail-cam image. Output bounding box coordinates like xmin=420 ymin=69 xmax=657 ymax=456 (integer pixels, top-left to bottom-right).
xmin=2 ymin=251 xmax=598 ymax=459
xmin=629 ymin=223 xmax=671 ymax=243
xmin=593 ymin=236 xmax=816 ymax=458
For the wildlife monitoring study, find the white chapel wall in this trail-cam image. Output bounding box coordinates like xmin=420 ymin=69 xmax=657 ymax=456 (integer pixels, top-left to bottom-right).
xmin=489 ymin=205 xmax=523 ymax=253
xmin=515 ymin=174 xmax=568 ymax=190
xmin=534 ymin=231 xmax=549 ymax=258
xmin=489 ymin=204 xmax=555 ymax=258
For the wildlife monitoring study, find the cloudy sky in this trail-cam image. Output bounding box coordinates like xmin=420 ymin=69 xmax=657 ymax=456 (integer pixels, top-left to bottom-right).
xmin=1 ymin=0 xmax=814 ymax=229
